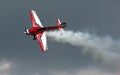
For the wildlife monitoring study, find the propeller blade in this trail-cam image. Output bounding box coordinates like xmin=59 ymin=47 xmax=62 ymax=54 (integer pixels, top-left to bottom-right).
xmin=24 ymin=27 xmax=27 ymax=33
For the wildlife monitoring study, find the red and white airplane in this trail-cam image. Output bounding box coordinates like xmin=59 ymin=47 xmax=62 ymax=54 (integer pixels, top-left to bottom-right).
xmin=24 ymin=10 xmax=66 ymax=51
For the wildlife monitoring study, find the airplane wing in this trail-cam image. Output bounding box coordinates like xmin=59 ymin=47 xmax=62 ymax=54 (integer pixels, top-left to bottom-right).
xmin=30 ymin=10 xmax=43 ymax=28
xmin=36 ymin=32 xmax=48 ymax=51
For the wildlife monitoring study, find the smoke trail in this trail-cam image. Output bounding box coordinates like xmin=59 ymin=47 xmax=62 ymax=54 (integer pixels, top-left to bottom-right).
xmin=46 ymin=30 xmax=120 ymax=66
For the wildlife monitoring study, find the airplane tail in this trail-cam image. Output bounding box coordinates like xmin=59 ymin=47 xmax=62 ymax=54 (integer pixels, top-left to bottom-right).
xmin=56 ymin=19 xmax=66 ymax=33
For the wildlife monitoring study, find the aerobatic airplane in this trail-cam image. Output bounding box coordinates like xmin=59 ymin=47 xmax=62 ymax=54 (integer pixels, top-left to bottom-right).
xmin=24 ymin=10 xmax=66 ymax=51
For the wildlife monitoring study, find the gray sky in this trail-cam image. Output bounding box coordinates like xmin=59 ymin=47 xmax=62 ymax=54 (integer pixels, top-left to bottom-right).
xmin=0 ymin=0 xmax=120 ymax=75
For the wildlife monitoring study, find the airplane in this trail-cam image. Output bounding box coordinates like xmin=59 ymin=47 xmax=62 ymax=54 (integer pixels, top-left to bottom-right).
xmin=24 ymin=10 xmax=66 ymax=52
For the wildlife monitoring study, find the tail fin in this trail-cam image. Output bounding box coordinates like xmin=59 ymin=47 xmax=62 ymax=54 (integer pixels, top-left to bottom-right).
xmin=56 ymin=19 xmax=64 ymax=33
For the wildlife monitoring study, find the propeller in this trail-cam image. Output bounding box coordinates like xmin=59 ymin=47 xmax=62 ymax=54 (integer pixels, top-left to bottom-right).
xmin=24 ymin=27 xmax=27 ymax=34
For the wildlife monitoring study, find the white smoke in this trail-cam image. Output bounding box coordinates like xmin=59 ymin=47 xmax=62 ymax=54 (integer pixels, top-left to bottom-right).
xmin=0 ymin=60 xmax=12 ymax=75
xmin=31 ymin=68 xmax=119 ymax=75
xmin=49 ymin=68 xmax=118 ymax=75
xmin=46 ymin=30 xmax=120 ymax=66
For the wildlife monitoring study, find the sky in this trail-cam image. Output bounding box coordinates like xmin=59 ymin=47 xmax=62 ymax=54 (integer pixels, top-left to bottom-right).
xmin=0 ymin=0 xmax=120 ymax=75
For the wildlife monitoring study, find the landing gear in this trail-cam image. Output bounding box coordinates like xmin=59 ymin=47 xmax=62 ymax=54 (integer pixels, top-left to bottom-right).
xmin=33 ymin=35 xmax=36 ymax=40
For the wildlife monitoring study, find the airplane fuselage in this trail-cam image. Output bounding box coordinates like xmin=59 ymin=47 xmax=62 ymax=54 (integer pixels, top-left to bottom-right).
xmin=25 ymin=24 xmax=66 ymax=40
xmin=27 ymin=24 xmax=66 ymax=35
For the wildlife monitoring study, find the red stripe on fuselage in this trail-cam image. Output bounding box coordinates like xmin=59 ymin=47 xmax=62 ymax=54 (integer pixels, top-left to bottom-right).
xmin=28 ymin=27 xmax=40 ymax=34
